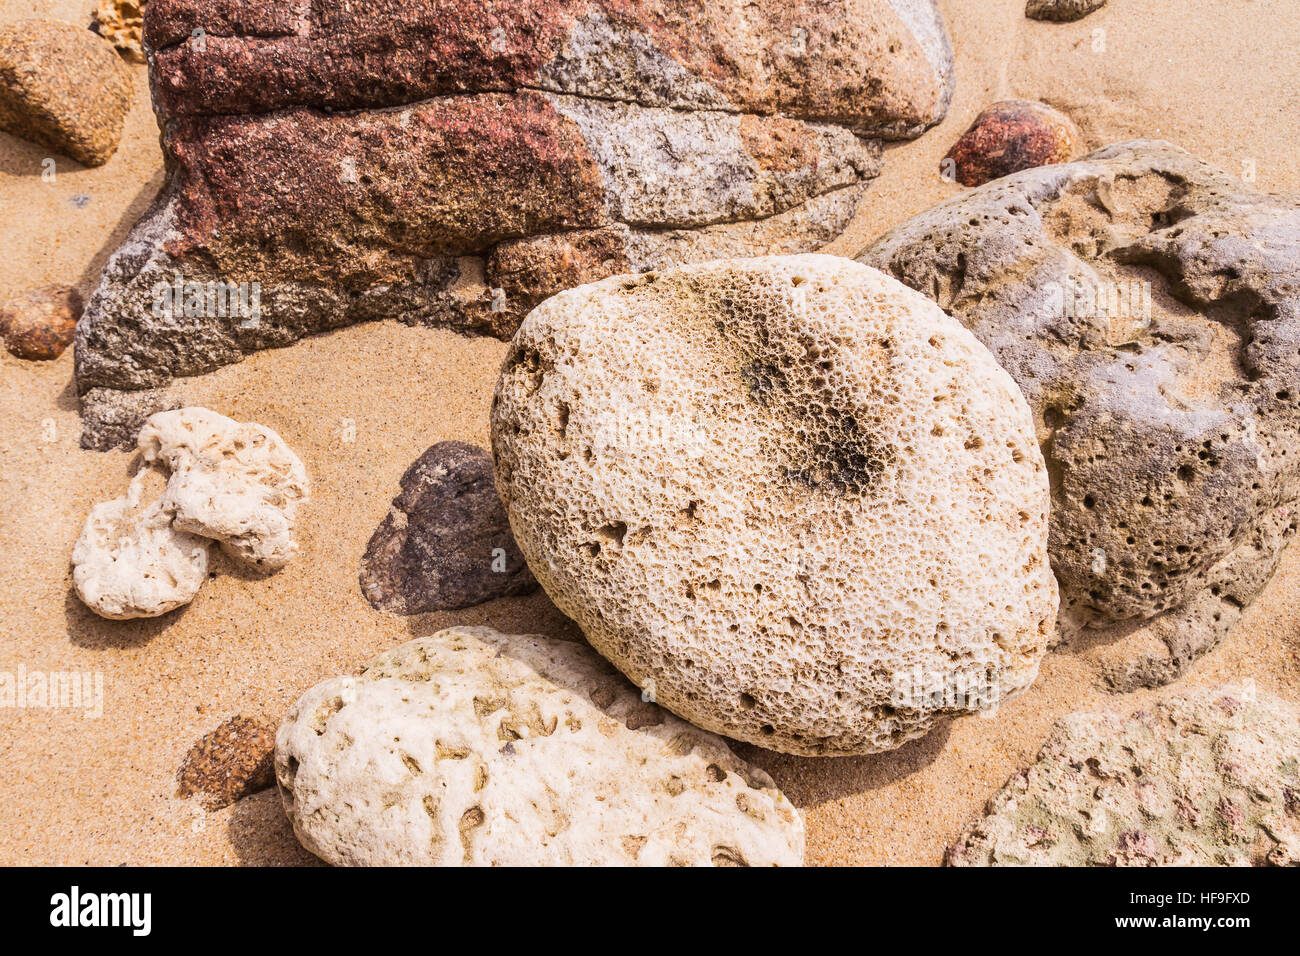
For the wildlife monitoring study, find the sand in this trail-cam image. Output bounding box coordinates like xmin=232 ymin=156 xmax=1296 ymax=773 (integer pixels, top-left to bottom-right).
xmin=1 ymin=0 xmax=1297 ymax=866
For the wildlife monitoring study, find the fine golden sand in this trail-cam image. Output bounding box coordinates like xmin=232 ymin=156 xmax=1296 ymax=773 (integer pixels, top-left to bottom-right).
xmin=2 ymin=0 xmax=1297 ymax=865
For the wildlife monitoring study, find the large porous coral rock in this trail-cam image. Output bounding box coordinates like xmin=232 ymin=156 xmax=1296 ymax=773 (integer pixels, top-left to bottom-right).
xmin=72 ymin=467 xmax=210 ymax=620
xmin=859 ymin=141 xmax=1300 ymax=690
xmin=275 ymin=627 xmax=804 ymax=866
xmin=491 ymin=255 xmax=1058 ymax=756
xmin=946 ymin=686 xmax=1300 ymax=866
xmin=360 ymin=441 xmax=536 ymax=614
xmin=0 ymin=19 xmax=133 ymax=167
xmin=139 ymin=407 xmax=310 ymax=570
xmin=73 ymin=0 xmax=954 ymax=445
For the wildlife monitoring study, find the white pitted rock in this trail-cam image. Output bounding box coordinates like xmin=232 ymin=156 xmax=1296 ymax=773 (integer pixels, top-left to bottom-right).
xmin=71 ymin=468 xmax=210 ymax=619
xmin=491 ymin=254 xmax=1058 ymax=755
xmin=138 ymin=407 xmax=310 ymax=570
xmin=275 ymin=627 xmax=804 ymax=866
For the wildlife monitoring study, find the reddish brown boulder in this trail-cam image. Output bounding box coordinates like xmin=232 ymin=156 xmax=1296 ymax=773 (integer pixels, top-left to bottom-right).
xmin=143 ymin=0 xmax=951 ymax=136
xmin=1 ymin=286 xmax=82 ymax=360
xmin=75 ymin=0 xmax=955 ymax=447
xmin=943 ymin=100 xmax=1081 ymax=187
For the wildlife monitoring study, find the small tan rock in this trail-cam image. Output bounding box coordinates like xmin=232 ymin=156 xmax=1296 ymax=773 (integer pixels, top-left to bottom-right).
xmin=0 ymin=19 xmax=133 ymax=166
xmin=1026 ymin=0 xmax=1107 ymax=22
xmin=943 ymin=100 xmax=1081 ymax=187
xmin=178 ymin=715 xmax=276 ymax=810
xmin=0 ymin=285 xmax=81 ymax=360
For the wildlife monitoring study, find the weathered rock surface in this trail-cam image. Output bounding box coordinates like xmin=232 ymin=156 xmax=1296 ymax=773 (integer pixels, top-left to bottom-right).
xmin=947 ymin=686 xmax=1300 ymax=866
xmin=139 ymin=407 xmax=310 ymax=570
xmin=0 ymin=19 xmax=133 ymax=167
xmin=93 ymin=0 xmax=148 ymax=63
xmin=943 ymin=100 xmax=1081 ymax=187
xmin=0 ymin=285 xmax=82 ymax=360
xmin=72 ymin=467 xmax=210 ymax=620
xmin=75 ymin=0 xmax=954 ymax=445
xmin=860 ymin=141 xmax=1300 ymax=689
xmin=1026 ymin=0 xmax=1107 ymax=22
xmin=177 ymin=714 xmax=276 ymax=810
xmin=275 ymin=627 xmax=804 ymax=866
xmin=77 ymin=385 xmax=183 ymax=452
xmin=491 ymin=255 xmax=1058 ymax=755
xmin=360 ymin=441 xmax=536 ymax=614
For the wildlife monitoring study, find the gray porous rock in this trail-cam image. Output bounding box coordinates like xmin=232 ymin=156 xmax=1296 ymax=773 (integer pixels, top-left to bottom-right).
xmin=947 ymin=686 xmax=1300 ymax=866
xmin=74 ymin=0 xmax=955 ymax=447
xmin=275 ymin=627 xmax=805 ymax=866
xmin=359 ymin=441 xmax=537 ymax=614
xmin=859 ymin=141 xmax=1300 ymax=689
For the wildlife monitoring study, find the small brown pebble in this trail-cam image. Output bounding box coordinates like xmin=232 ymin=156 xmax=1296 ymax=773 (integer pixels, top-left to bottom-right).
xmin=1026 ymin=0 xmax=1107 ymax=21
xmin=0 ymin=285 xmax=82 ymax=360
xmin=942 ymin=99 xmax=1081 ymax=187
xmin=176 ymin=715 xmax=276 ymax=811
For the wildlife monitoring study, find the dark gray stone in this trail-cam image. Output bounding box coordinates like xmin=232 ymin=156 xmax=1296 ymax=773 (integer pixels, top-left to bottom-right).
xmin=360 ymin=441 xmax=537 ymax=614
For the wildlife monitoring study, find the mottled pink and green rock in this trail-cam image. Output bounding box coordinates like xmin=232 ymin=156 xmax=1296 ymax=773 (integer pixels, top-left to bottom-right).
xmin=75 ymin=0 xmax=955 ymax=447
xmin=947 ymin=687 xmax=1300 ymax=866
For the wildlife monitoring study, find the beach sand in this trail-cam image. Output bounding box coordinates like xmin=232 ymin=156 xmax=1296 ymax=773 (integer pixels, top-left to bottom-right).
xmin=1 ymin=0 xmax=1297 ymax=865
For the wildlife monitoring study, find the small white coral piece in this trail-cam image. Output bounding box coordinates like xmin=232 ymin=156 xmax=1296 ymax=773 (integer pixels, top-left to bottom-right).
xmin=71 ymin=468 xmax=210 ymax=620
xmin=138 ymin=407 xmax=310 ymax=570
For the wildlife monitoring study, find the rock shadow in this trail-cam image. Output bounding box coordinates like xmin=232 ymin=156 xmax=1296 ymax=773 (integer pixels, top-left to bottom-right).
xmin=733 ymin=719 xmax=955 ymax=809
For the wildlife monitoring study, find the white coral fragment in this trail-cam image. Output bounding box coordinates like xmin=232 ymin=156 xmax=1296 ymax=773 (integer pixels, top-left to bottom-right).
xmin=276 ymin=627 xmax=804 ymax=866
xmin=72 ymin=406 xmax=310 ymax=619
xmin=138 ymin=407 xmax=310 ymax=570
xmin=71 ymin=468 xmax=210 ymax=620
